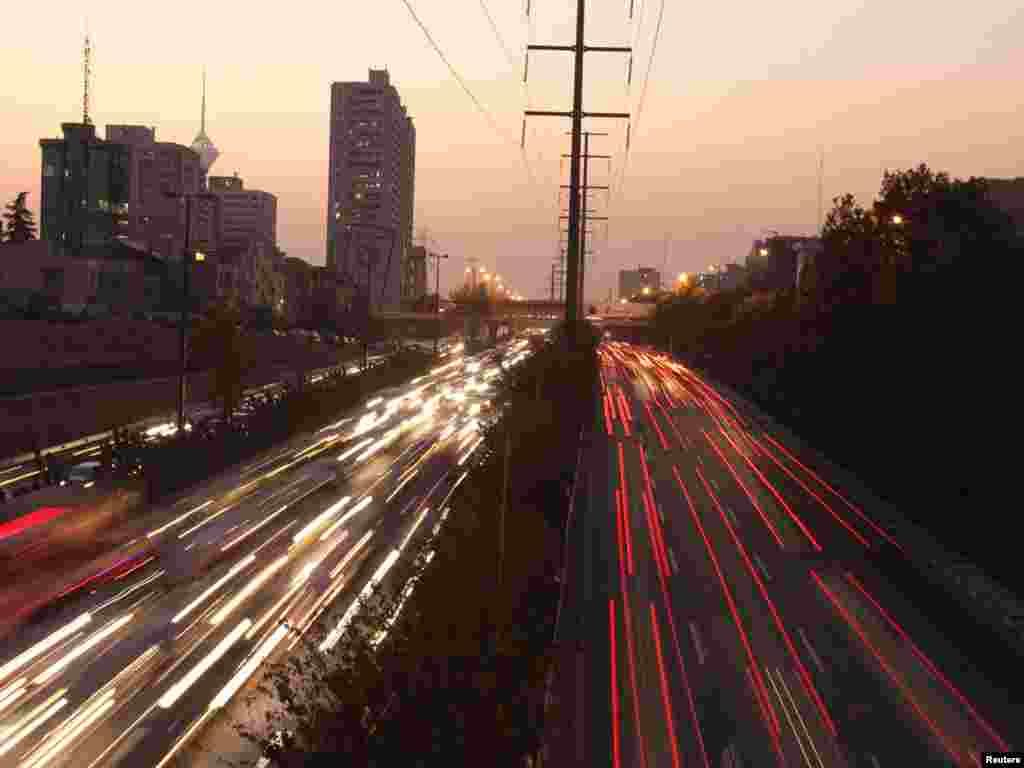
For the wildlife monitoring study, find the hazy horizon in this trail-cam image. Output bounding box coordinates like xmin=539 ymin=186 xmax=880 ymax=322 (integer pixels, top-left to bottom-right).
xmin=2 ymin=0 xmax=1022 ymax=300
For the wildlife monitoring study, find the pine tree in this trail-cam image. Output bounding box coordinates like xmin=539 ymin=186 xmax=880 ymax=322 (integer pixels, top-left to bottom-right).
xmin=3 ymin=192 xmax=37 ymax=243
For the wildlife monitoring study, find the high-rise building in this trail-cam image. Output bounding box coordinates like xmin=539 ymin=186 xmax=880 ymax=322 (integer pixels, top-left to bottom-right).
xmin=207 ymin=174 xmax=277 ymax=249
xmin=39 ymin=123 xmax=130 ymax=255
xmin=618 ymin=267 xmax=661 ymax=300
xmin=104 ymin=124 xmax=205 ymax=261
xmin=326 ymin=69 xmax=416 ymax=312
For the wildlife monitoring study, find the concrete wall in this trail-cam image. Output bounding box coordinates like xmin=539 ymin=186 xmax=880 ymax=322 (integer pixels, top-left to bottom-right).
xmin=0 ymin=319 xmax=179 ymax=371
xmin=0 ymin=334 xmax=359 ymax=457
xmin=0 ymin=320 xmax=351 ymax=373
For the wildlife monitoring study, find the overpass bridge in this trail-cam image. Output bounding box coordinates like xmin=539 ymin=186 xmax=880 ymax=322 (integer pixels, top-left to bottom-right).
xmin=372 ymin=302 xmax=563 ymax=344
xmin=373 ymin=300 xmax=652 ymax=345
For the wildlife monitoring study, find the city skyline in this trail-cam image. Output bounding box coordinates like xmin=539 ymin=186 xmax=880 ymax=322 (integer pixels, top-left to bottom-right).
xmin=1 ymin=0 xmax=1022 ymax=300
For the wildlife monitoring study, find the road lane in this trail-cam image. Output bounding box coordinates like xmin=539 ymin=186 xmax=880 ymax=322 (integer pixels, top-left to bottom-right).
xmin=0 ymin=336 xmax=542 ymax=768
xmin=555 ymin=341 xmax=1016 ymax=768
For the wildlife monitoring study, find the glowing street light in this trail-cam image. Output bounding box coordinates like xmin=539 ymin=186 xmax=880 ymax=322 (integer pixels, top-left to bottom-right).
xmin=891 ymin=214 xmax=904 ymax=225
xmin=759 ymin=247 xmax=769 ymax=257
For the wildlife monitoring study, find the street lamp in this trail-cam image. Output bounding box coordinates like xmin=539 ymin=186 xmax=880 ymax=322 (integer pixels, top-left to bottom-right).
xmin=341 ymin=221 xmax=396 ymax=371
xmin=891 ymin=214 xmax=904 ymax=225
xmin=164 ymin=189 xmax=216 ymax=434
xmin=432 ymin=252 xmax=449 ymax=355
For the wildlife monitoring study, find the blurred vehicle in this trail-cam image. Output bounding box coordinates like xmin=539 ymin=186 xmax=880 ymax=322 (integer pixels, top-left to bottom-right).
xmin=60 ymin=460 xmax=102 ymax=488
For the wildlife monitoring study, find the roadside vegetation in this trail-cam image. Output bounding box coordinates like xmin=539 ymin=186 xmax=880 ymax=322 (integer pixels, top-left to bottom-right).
xmin=123 ymin=343 xmax=437 ymax=503
xmin=236 ymin=322 xmax=599 ymax=768
xmin=649 ymin=165 xmax=1020 ymax=594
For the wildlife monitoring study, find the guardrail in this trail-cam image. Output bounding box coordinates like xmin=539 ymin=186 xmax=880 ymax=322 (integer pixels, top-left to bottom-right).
xmin=0 ymin=362 xmax=350 ymax=476
xmin=535 ymin=426 xmax=586 ymax=768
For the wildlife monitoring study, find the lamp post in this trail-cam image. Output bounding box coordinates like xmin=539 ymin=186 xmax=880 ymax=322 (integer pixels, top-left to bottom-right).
xmin=342 ymin=222 xmax=396 ymax=371
xmin=432 ymin=252 xmax=448 ymax=356
xmin=165 ymin=190 xmax=215 ymax=434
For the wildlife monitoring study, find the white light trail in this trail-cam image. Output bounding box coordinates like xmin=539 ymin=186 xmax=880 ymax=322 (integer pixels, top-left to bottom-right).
xmin=146 ymin=500 xmax=213 ymax=538
xmin=399 ymin=508 xmax=431 ymax=554
xmin=337 ymin=438 xmax=373 ymax=462
xmin=211 ymin=556 xmax=291 ymax=626
xmin=222 ymin=504 xmax=289 ymax=551
xmin=317 ymin=496 xmax=373 ymax=544
xmin=21 ymin=690 xmax=117 ymax=768
xmin=247 ymin=580 xmax=305 ymax=641
xmin=329 ymin=529 xmax=375 ymax=579
xmin=209 ymin=624 xmax=288 ymax=711
xmin=292 ymin=497 xmax=351 ymax=544
xmin=457 ymin=438 xmax=484 ymax=466
xmin=0 ymin=683 xmax=26 ymax=715
xmin=171 ymin=555 xmax=255 ymax=624
xmin=0 ymin=615 xmax=92 ymax=683
xmin=385 ymin=468 xmax=419 ymax=504
xmin=0 ymin=695 xmax=68 ymax=757
xmin=177 ymin=503 xmax=236 ymax=540
xmin=158 ymin=619 xmax=252 ymax=709
xmin=33 ymin=614 xmax=134 ymax=687
xmin=320 ymin=550 xmax=400 ymax=652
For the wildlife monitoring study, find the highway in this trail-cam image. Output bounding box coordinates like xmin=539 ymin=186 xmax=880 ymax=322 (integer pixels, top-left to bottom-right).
xmin=0 ymin=336 xmax=536 ymax=768
xmin=553 ymin=341 xmax=1015 ymax=768
xmin=0 ymin=355 xmax=397 ymax=497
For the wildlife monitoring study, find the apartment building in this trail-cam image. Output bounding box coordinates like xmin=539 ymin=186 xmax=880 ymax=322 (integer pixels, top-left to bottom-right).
xmin=326 ymin=69 xmax=416 ymax=312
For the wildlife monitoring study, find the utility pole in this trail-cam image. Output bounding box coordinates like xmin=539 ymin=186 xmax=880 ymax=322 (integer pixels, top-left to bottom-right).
xmin=560 ymin=131 xmax=609 ymax=320
xmin=432 ymin=251 xmax=448 ymax=355
xmin=178 ymin=196 xmax=192 ymax=433
xmin=525 ymin=0 xmax=630 ymax=346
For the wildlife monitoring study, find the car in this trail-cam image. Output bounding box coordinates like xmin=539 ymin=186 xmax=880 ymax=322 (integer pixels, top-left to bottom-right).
xmin=61 ymin=460 xmax=102 ymax=487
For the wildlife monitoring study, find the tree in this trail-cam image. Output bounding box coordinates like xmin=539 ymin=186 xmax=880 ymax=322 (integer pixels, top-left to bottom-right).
xmin=189 ymin=300 xmax=252 ymax=422
xmin=818 ymin=165 xmax=1019 ymax=311
xmin=3 ymin=192 xmax=37 ymax=243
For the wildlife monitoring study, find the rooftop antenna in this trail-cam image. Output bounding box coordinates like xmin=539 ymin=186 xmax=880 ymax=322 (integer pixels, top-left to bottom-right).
xmin=82 ymin=28 xmax=93 ymax=125
xmin=200 ymin=67 xmax=207 ymax=134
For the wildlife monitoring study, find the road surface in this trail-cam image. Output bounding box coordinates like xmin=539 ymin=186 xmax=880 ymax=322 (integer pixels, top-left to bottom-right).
xmin=548 ymin=341 xmax=1015 ymax=768
xmin=0 ymin=336 xmax=537 ymax=768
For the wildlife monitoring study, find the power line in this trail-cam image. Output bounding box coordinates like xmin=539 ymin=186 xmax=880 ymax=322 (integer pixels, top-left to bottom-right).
xmin=398 ymin=0 xmax=504 ymax=138
xmin=397 ymin=0 xmax=541 ymax=191
xmin=478 ymin=0 xmax=518 ymax=69
xmin=610 ymin=0 xmax=665 ymax=206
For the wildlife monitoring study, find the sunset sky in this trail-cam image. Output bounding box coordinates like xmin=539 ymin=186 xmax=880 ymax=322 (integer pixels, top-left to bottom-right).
xmin=2 ymin=0 xmax=1022 ymax=300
